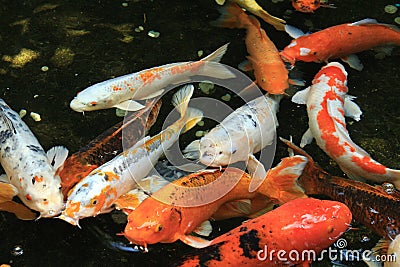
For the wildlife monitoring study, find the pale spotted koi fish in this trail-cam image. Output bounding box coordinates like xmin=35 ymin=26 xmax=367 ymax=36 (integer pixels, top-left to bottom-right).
xmin=292 ymin=62 xmax=400 ymax=190
xmin=0 ymin=99 xmax=68 ymax=218
xmin=69 ymin=44 xmax=234 ymax=112
xmin=59 ymin=84 xmax=203 ymax=226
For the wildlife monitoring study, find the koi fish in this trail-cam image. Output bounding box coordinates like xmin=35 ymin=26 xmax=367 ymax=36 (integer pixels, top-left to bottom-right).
xmin=215 ymin=0 xmax=286 ymax=31
xmin=59 ymin=85 xmax=203 ymax=226
xmin=280 ymin=19 xmax=400 ymax=70
xmin=122 ymin=155 xmax=308 ymax=249
xmin=0 ymin=99 xmax=68 ymax=217
xmin=184 ymin=94 xmax=281 ymax=167
xmin=292 ymin=0 xmax=334 ymax=13
xmin=172 ymin=197 xmax=352 ymax=266
xmin=292 ymin=62 xmax=400 ymax=190
xmin=212 ymin=3 xmax=289 ymax=94
xmin=282 ymin=137 xmax=400 ymax=240
xmin=281 ymin=138 xmax=400 ymax=267
xmin=58 ymin=99 xmax=161 ymax=198
xmin=69 ymin=44 xmax=235 ymax=112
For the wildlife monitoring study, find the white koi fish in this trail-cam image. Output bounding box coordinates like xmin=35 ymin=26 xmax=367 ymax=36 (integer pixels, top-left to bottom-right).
xmin=59 ymin=85 xmax=203 ymax=226
xmin=292 ymin=62 xmax=400 ymax=190
xmin=184 ymin=94 xmax=281 ymax=167
xmin=0 ymin=99 xmax=68 ymax=217
xmin=70 ymin=44 xmax=235 ymax=112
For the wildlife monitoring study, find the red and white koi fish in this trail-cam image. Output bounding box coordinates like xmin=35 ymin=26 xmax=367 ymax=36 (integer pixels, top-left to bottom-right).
xmin=59 ymin=85 xmax=203 ymax=226
xmin=172 ymin=198 xmax=352 ymax=266
xmin=280 ymin=19 xmax=400 ymax=70
xmin=215 ymin=0 xmax=286 ymax=31
xmin=184 ymin=94 xmax=281 ymax=167
xmin=69 ymin=44 xmax=234 ymax=112
xmin=0 ymin=99 xmax=68 ymax=217
xmin=292 ymin=0 xmax=335 ymax=13
xmin=122 ymin=155 xmax=308 ymax=249
xmin=212 ymin=3 xmax=290 ymax=94
xmin=292 ymin=62 xmax=400 ymax=190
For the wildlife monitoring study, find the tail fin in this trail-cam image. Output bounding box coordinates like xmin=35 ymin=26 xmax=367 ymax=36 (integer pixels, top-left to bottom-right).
xmin=259 ymin=155 xmax=308 ymax=204
xmin=255 ymin=9 xmax=286 ymax=31
xmin=210 ymin=3 xmax=248 ymax=29
xmin=172 ymin=84 xmax=194 ymax=117
xmin=181 ymin=108 xmax=203 ymax=134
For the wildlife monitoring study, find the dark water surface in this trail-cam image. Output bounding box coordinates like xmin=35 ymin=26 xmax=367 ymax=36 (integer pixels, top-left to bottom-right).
xmin=0 ymin=0 xmax=399 ymax=266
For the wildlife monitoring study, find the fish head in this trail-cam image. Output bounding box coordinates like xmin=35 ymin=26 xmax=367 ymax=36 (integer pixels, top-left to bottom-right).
xmin=254 ymin=64 xmax=289 ymax=94
xmin=123 ymin=205 xmax=182 ymax=247
xmin=70 ymin=84 xmax=117 ymax=112
xmin=313 ymin=62 xmax=348 ymax=95
xmin=198 ymin=136 xmax=239 ymax=167
xmin=21 ymin=171 xmax=64 ymax=218
xmin=292 ymin=0 xmax=321 ymax=13
xmin=59 ymin=173 xmax=113 ymax=225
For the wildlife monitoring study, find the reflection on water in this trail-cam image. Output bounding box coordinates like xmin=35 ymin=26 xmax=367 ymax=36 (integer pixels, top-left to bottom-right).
xmin=0 ymin=0 xmax=399 ymax=266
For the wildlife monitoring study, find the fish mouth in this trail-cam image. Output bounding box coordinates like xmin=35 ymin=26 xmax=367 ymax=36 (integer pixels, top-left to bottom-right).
xmin=57 ymin=214 xmax=81 ymax=228
xmin=69 ymin=98 xmax=85 ymax=112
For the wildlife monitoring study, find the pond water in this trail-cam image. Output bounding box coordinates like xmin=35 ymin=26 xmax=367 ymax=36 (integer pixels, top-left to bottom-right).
xmin=0 ymin=0 xmax=399 ymax=266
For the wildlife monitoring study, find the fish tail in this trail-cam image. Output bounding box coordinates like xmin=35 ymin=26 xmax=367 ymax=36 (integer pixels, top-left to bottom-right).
xmin=259 ymin=155 xmax=308 ymax=203
xmin=210 ymin=3 xmax=249 ymax=29
xmin=171 ymin=84 xmax=203 ymax=134
xmin=254 ymin=9 xmax=286 ymax=31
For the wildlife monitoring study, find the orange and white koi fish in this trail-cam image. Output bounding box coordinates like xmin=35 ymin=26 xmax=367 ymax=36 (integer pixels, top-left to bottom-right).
xmin=280 ymin=19 xmax=400 ymax=70
xmin=212 ymin=3 xmax=289 ymax=94
xmin=59 ymin=85 xmax=203 ymax=226
xmin=292 ymin=0 xmax=334 ymax=13
xmin=58 ymin=99 xmax=161 ymax=198
xmin=70 ymin=44 xmax=234 ymax=112
xmin=172 ymin=197 xmax=352 ymax=267
xmin=292 ymin=62 xmax=400 ymax=190
xmin=122 ymin=155 xmax=308 ymax=249
xmin=215 ymin=0 xmax=286 ymax=31
xmin=184 ymin=94 xmax=281 ymax=167
xmin=0 ymin=99 xmax=68 ymax=217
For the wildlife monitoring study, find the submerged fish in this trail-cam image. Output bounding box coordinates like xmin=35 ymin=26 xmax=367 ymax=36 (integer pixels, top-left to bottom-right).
xmin=0 ymin=99 xmax=68 ymax=218
xmin=172 ymin=197 xmax=352 ymax=266
xmin=122 ymin=155 xmax=308 ymax=249
xmin=0 ymin=180 xmax=36 ymax=220
xmin=212 ymin=3 xmax=290 ymax=94
xmin=184 ymin=94 xmax=281 ymax=167
xmin=59 ymin=85 xmax=203 ymax=226
xmin=292 ymin=62 xmax=400 ymax=190
xmin=58 ymin=99 xmax=161 ymax=198
xmin=281 ymin=19 xmax=400 ymax=70
xmin=70 ymin=44 xmax=234 ymax=112
xmin=215 ymin=0 xmax=286 ymax=31
xmin=292 ymin=0 xmax=334 ymax=13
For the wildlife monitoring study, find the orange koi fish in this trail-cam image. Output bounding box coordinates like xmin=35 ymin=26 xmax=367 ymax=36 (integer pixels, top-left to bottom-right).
xmin=212 ymin=3 xmax=289 ymax=94
xmin=280 ymin=19 xmax=400 ymax=70
xmin=215 ymin=0 xmax=286 ymax=31
xmin=292 ymin=62 xmax=400 ymax=190
xmin=292 ymin=0 xmax=334 ymax=13
xmin=57 ymin=99 xmax=161 ymax=198
xmin=172 ymin=197 xmax=352 ymax=266
xmin=122 ymin=155 xmax=308 ymax=249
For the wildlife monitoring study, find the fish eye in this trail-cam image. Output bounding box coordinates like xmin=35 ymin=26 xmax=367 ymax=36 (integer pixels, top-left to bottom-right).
xmin=91 ymin=199 xmax=98 ymax=205
xmin=313 ymin=0 xmax=319 ymax=4
xmin=155 ymin=224 xmax=163 ymax=232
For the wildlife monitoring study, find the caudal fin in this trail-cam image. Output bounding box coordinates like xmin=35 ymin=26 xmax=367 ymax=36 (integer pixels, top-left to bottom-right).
xmin=210 ymin=3 xmax=249 ymax=29
xmin=258 ymin=155 xmax=308 ymax=204
xmin=254 ymin=8 xmax=286 ymax=31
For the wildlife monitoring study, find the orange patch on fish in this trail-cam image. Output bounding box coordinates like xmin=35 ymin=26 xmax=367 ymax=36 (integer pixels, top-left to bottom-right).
xmin=351 ymin=155 xmax=387 ymax=174
xmin=64 ymin=202 xmax=81 ymax=218
xmin=34 ymin=175 xmax=43 ymax=183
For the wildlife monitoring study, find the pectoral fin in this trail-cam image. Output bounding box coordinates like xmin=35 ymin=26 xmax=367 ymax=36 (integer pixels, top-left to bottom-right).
xmin=137 ymin=89 xmax=164 ymax=100
xmin=300 ymin=128 xmax=314 ymax=148
xmin=193 ymin=220 xmax=212 ymax=237
xmin=113 ymin=100 xmax=145 ymax=111
xmin=0 ymin=201 xmax=36 ymax=220
xmin=247 ymin=154 xmax=267 ymax=193
xmin=47 ymin=146 xmax=69 ymax=172
xmin=341 ymin=54 xmax=363 ymax=71
xmin=114 ymin=189 xmax=149 ymax=214
xmin=183 ymin=139 xmax=200 ymax=160
xmin=180 ymin=234 xmax=212 ymax=248
xmin=291 ymin=86 xmax=310 ymax=105
xmin=344 ymin=95 xmax=362 ymax=121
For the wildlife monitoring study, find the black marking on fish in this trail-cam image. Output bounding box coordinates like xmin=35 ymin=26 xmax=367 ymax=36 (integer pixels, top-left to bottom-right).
xmin=0 ymin=130 xmax=13 ymax=144
xmin=239 ymin=226 xmax=248 ymax=232
xmin=246 ymin=114 xmax=257 ymax=128
xmin=32 ymin=177 xmax=36 ymax=185
xmin=1 ymin=112 xmax=17 ymax=134
xmin=27 ymin=145 xmax=42 ymax=153
xmin=239 ymin=229 xmax=261 ymax=259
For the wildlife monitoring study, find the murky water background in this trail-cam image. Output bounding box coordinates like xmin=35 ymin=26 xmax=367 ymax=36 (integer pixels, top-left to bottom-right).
xmin=0 ymin=0 xmax=399 ymax=266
